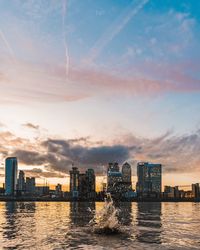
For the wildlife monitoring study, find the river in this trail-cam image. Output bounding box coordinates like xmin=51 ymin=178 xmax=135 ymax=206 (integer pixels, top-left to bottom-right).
xmin=0 ymin=202 xmax=199 ymax=249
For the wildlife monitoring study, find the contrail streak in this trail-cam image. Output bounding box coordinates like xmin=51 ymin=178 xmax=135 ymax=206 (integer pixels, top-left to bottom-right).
xmin=62 ymin=0 xmax=69 ymax=80
xmin=86 ymin=0 xmax=149 ymax=64
xmin=0 ymin=29 xmax=16 ymax=62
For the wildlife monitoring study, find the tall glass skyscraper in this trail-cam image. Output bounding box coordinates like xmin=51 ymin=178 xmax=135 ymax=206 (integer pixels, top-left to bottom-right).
xmin=17 ymin=170 xmax=26 ymax=191
xmin=5 ymin=157 xmax=18 ymax=196
xmin=122 ymin=162 xmax=132 ymax=184
xmin=136 ymin=162 xmax=162 ymax=196
xmin=69 ymin=164 xmax=79 ymax=198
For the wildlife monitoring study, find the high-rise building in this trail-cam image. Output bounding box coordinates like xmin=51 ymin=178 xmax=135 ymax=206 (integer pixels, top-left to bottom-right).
xmin=86 ymin=169 xmax=95 ymax=192
xmin=86 ymin=169 xmax=96 ymax=199
xmin=136 ymin=162 xmax=162 ymax=197
xmin=107 ymin=171 xmax=123 ymax=193
xmin=17 ymin=170 xmax=26 ymax=192
xmin=26 ymin=177 xmax=36 ymax=194
xmin=192 ymin=183 xmax=200 ymax=198
xmin=107 ymin=162 xmax=122 ymax=193
xmin=55 ymin=183 xmax=62 ymax=197
xmin=78 ymin=169 xmax=96 ymax=199
xmin=107 ymin=162 xmax=133 ymax=196
xmin=164 ymin=185 xmax=179 ymax=198
xmin=5 ymin=157 xmax=18 ymax=196
xmin=107 ymin=162 xmax=119 ymax=173
xmin=122 ymin=162 xmax=132 ymax=187
xmin=69 ymin=164 xmax=79 ymax=198
xmin=79 ymin=173 xmax=87 ymax=198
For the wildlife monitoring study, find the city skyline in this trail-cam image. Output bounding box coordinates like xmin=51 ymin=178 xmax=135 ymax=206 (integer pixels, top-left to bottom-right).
xmin=2 ymin=157 xmax=199 ymax=201
xmin=2 ymin=156 xmax=199 ymax=195
xmin=0 ymin=0 xmax=200 ymax=188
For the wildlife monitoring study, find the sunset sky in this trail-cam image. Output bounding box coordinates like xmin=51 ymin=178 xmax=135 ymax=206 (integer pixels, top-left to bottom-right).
xmin=0 ymin=0 xmax=200 ymax=190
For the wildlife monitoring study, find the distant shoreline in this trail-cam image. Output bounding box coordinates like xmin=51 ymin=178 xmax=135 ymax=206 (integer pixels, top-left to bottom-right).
xmin=0 ymin=197 xmax=199 ymax=202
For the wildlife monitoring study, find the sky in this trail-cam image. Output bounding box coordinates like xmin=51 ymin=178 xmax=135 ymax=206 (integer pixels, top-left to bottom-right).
xmin=0 ymin=0 xmax=200 ymax=191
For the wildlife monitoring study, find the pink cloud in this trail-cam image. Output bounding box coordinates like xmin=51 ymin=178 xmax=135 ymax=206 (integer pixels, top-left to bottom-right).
xmin=0 ymin=57 xmax=200 ymax=105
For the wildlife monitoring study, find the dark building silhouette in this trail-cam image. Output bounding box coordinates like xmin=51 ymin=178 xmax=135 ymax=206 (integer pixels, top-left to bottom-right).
xmin=136 ymin=162 xmax=162 ymax=197
xmin=26 ymin=177 xmax=36 ymax=195
xmin=55 ymin=183 xmax=62 ymax=197
xmin=69 ymin=165 xmax=79 ymax=199
xmin=164 ymin=185 xmax=180 ymax=198
xmin=69 ymin=165 xmax=96 ymax=200
xmin=86 ymin=169 xmax=95 ymax=199
xmin=192 ymin=183 xmax=200 ymax=198
xmin=79 ymin=173 xmax=87 ymax=198
xmin=122 ymin=162 xmax=132 ymax=190
xmin=17 ymin=170 xmax=26 ymax=193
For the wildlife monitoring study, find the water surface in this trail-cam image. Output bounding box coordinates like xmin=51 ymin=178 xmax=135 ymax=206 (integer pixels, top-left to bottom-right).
xmin=0 ymin=202 xmax=199 ymax=249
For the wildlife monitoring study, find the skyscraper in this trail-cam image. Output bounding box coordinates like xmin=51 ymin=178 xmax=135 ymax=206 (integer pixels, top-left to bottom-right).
xmin=55 ymin=183 xmax=62 ymax=197
xmin=86 ymin=168 xmax=96 ymax=199
xmin=107 ymin=162 xmax=122 ymax=193
xmin=26 ymin=177 xmax=36 ymax=194
xmin=69 ymin=165 xmax=96 ymax=200
xmin=78 ymin=169 xmax=96 ymax=199
xmin=79 ymin=173 xmax=87 ymax=199
xmin=122 ymin=162 xmax=132 ymax=186
xmin=17 ymin=170 xmax=26 ymax=192
xmin=136 ymin=162 xmax=162 ymax=197
xmin=107 ymin=171 xmax=123 ymax=193
xmin=69 ymin=164 xmax=79 ymax=198
xmin=192 ymin=183 xmax=200 ymax=198
xmin=5 ymin=157 xmax=18 ymax=196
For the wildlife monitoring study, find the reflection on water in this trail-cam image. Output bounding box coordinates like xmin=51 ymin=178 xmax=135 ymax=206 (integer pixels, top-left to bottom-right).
xmin=2 ymin=202 xmax=36 ymax=249
xmin=117 ymin=202 xmax=132 ymax=225
xmin=136 ymin=202 xmax=162 ymax=244
xmin=0 ymin=202 xmax=199 ymax=249
xmin=70 ymin=201 xmax=95 ymax=226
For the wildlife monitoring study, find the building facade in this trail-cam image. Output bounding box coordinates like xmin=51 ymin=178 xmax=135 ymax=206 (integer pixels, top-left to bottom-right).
xmin=192 ymin=183 xmax=200 ymax=198
xmin=5 ymin=157 xmax=18 ymax=196
xmin=69 ymin=165 xmax=79 ymax=198
xmin=17 ymin=170 xmax=26 ymax=192
xmin=107 ymin=162 xmax=133 ymax=197
xmin=122 ymin=162 xmax=132 ymax=188
xmin=136 ymin=162 xmax=162 ymax=197
xmin=107 ymin=171 xmax=123 ymax=193
xmin=86 ymin=168 xmax=95 ymax=198
xmin=69 ymin=165 xmax=96 ymax=199
xmin=164 ymin=185 xmax=180 ymax=198
xmin=78 ymin=173 xmax=87 ymax=198
xmin=26 ymin=177 xmax=36 ymax=195
xmin=55 ymin=183 xmax=62 ymax=197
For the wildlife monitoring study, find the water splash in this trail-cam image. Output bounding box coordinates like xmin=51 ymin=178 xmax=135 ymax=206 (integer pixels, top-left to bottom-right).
xmin=89 ymin=193 xmax=121 ymax=234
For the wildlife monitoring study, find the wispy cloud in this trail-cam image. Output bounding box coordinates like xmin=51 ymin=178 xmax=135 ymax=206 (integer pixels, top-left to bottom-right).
xmin=86 ymin=0 xmax=149 ymax=64
xmin=1 ymin=57 xmax=200 ymax=105
xmin=22 ymin=123 xmax=40 ymax=130
xmin=0 ymin=1 xmax=199 ymax=105
xmin=0 ymin=28 xmax=16 ymax=62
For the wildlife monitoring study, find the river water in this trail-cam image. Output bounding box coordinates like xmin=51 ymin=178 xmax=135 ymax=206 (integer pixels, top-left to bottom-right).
xmin=0 ymin=202 xmax=199 ymax=249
